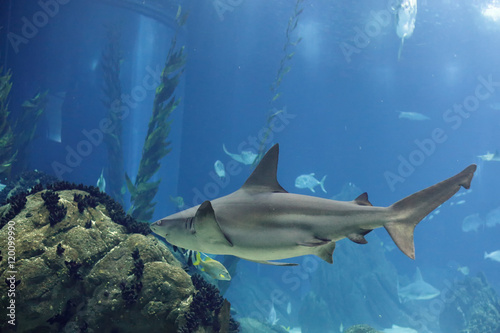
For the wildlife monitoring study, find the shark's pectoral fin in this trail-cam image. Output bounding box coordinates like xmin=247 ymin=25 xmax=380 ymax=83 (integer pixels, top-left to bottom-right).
xmin=247 ymin=259 xmax=298 ymax=266
xmin=195 ymin=201 xmax=233 ymax=247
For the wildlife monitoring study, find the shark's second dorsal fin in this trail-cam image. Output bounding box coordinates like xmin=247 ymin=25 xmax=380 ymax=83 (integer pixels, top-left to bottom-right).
xmin=353 ymin=192 xmax=372 ymax=206
xmin=241 ymin=144 xmax=287 ymax=193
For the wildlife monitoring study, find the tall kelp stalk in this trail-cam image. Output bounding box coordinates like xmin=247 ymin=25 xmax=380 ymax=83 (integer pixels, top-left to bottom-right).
xmin=255 ymin=0 xmax=304 ymax=163
xmin=0 ymin=68 xmax=47 ymax=180
xmin=101 ymin=24 xmax=124 ymax=203
xmin=125 ymin=7 xmax=188 ymax=221
xmin=12 ymin=90 xmax=47 ymax=173
xmin=0 ymin=69 xmax=15 ymax=180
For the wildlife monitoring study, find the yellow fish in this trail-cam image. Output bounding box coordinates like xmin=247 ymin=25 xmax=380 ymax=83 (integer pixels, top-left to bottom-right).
xmin=192 ymin=251 xmax=231 ymax=281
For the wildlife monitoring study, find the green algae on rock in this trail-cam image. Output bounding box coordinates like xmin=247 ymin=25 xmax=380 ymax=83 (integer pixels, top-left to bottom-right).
xmin=0 ymin=188 xmax=195 ymax=332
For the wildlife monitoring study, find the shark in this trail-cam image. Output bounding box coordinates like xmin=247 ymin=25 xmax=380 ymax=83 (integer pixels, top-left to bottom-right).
xmin=150 ymin=144 xmax=476 ymax=266
xmin=398 ymin=267 xmax=440 ymax=302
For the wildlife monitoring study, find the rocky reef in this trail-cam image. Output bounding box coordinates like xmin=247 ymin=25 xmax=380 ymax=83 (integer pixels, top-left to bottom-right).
xmin=0 ymin=185 xmax=237 ymax=332
xmin=439 ymin=273 xmax=500 ymax=333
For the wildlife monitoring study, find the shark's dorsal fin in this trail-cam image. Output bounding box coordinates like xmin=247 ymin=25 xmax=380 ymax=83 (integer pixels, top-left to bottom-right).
xmin=241 ymin=144 xmax=287 ymax=193
xmin=353 ymin=192 xmax=372 ymax=206
xmin=195 ymin=201 xmax=233 ymax=247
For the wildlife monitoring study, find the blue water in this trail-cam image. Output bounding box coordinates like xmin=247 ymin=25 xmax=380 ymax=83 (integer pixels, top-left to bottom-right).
xmin=2 ymin=0 xmax=500 ymax=332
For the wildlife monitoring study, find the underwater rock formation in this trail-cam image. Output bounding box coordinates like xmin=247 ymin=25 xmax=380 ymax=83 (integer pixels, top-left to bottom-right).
xmin=0 ymin=186 xmax=237 ymax=332
xmin=345 ymin=324 xmax=382 ymax=333
xmin=439 ymin=273 xmax=500 ymax=333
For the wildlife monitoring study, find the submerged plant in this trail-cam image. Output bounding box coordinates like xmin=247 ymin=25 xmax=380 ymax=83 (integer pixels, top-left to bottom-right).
xmin=13 ymin=90 xmax=47 ymax=172
xmin=101 ymin=23 xmax=125 ymax=203
xmin=255 ymin=0 xmax=304 ymax=162
xmin=125 ymin=7 xmax=188 ymax=221
xmin=0 ymin=69 xmax=15 ymax=180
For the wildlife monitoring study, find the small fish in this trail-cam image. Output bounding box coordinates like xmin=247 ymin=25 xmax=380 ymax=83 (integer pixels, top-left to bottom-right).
xmin=395 ymin=0 xmax=417 ymax=60
xmin=295 ymin=173 xmax=327 ymax=193
xmin=192 ymin=251 xmax=231 ymax=281
xmin=223 ymin=144 xmax=258 ymax=165
xmin=457 ymin=266 xmax=470 ymax=276
xmin=484 ymin=250 xmax=500 ymax=262
xmin=455 ymin=200 xmax=466 ymax=205
xmin=340 ymin=322 xmax=344 ymax=332
xmin=398 ymin=111 xmax=430 ymax=121
xmin=0 ymin=183 xmax=6 ymax=191
xmin=214 ymin=160 xmax=225 ymax=179
xmin=169 ymin=196 xmax=185 ymax=210
xmin=462 ymin=213 xmax=483 ymax=232
xmin=97 ymin=169 xmax=106 ymax=193
xmin=268 ymin=302 xmax=279 ymax=326
xmin=478 ymin=151 xmax=500 ymax=161
xmin=286 ymin=301 xmax=292 ymax=315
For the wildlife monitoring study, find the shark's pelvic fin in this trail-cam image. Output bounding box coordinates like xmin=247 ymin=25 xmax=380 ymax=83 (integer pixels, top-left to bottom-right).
xmin=347 ymin=232 xmax=369 ymax=244
xmin=385 ymin=164 xmax=477 ymax=259
xmin=195 ymin=201 xmax=233 ymax=247
xmin=241 ymin=143 xmax=287 ymax=193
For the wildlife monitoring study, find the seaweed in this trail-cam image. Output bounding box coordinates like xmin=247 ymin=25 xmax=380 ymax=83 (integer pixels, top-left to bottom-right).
xmin=120 ymin=248 xmax=145 ymax=305
xmin=64 ymin=260 xmax=83 ymax=281
xmin=0 ymin=68 xmax=47 ymax=180
xmin=12 ymin=90 xmax=47 ymax=173
xmin=178 ymin=274 xmax=239 ymax=333
xmin=56 ymin=243 xmax=65 ymax=255
xmin=0 ymin=192 xmax=27 ymax=229
xmin=101 ymin=23 xmax=125 ymax=203
xmin=255 ymin=0 xmax=305 ymax=162
xmin=0 ymin=68 xmax=16 ymax=180
xmin=0 ymin=178 xmax=150 ymax=234
xmin=42 ymin=190 xmax=67 ymax=226
xmin=74 ymin=193 xmax=98 ymax=213
xmin=125 ymin=8 xmax=188 ymax=222
xmin=0 ymin=170 xmax=58 ymax=205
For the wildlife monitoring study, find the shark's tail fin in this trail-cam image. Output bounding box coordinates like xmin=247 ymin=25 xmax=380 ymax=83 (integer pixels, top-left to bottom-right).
xmin=385 ymin=164 xmax=477 ymax=259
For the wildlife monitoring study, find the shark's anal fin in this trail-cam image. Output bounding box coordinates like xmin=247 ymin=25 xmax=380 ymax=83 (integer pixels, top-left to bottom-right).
xmin=195 ymin=201 xmax=233 ymax=247
xmin=247 ymin=259 xmax=298 ymax=266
